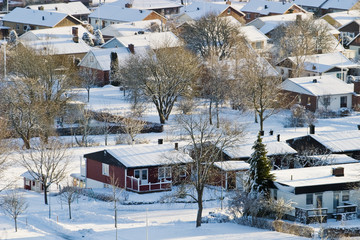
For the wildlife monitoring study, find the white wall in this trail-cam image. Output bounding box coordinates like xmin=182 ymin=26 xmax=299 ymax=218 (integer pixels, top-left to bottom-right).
xmin=317 ymin=94 xmax=352 ymax=111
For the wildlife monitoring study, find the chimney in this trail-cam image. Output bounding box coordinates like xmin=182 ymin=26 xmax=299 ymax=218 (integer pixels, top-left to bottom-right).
xmin=125 ymin=3 xmax=132 ymax=8
xmin=309 ymin=125 xmax=315 ymax=134
xmin=72 ymin=26 xmax=79 ymax=43
xmin=277 ymin=134 xmax=280 ymax=142
xmin=128 ymin=44 xmax=135 ymax=54
xmin=42 ymin=16 xmax=45 ymax=21
xmin=264 ymin=5 xmax=268 ymax=9
xmin=38 ymin=6 xmax=44 ymax=10
xmin=175 ymin=143 xmax=179 ymax=150
xmin=226 ymin=0 xmax=231 ymax=5
xmin=313 ymin=79 xmax=317 ymax=83
xmin=269 ymin=129 xmax=273 ymax=136
xmin=55 ymin=6 xmax=58 ymax=11
xmin=332 ymin=167 xmax=344 ymax=177
xmin=158 ymin=139 xmax=163 ymax=145
xmin=354 ymin=81 xmax=360 ymax=94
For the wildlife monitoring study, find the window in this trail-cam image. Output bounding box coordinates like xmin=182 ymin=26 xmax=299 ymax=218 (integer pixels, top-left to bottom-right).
xmin=246 ymin=13 xmax=251 ymax=19
xmin=336 ymin=73 xmax=342 ymax=79
xmin=134 ymin=169 xmax=140 ymax=178
xmin=102 ymin=163 xmax=109 ymax=176
xmin=333 ymin=191 xmax=340 ymax=209
xmin=298 ymin=95 xmax=301 ymax=104
xmin=16 ymin=24 xmax=20 ymax=30
xmin=89 ymin=56 xmax=94 ymax=62
xmin=306 ymin=193 xmax=313 ymax=205
xmin=307 ymin=97 xmax=311 ymax=105
xmin=358 ymin=47 xmax=360 ymax=55
xmin=342 ymin=190 xmax=350 ymax=201
xmin=323 ymin=96 xmax=330 ymax=106
xmin=179 ymin=166 xmax=187 ymax=177
xmin=340 ymin=96 xmax=347 ymax=108
xmin=25 ymin=180 xmax=30 ymax=186
xmin=158 ymin=167 xmax=171 ymax=179
xmin=255 ymin=41 xmax=262 ymax=49
xmin=227 ymin=8 xmax=231 ymax=14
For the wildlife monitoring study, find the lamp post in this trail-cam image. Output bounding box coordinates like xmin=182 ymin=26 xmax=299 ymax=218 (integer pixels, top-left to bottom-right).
xmin=2 ymin=41 xmax=6 ymax=80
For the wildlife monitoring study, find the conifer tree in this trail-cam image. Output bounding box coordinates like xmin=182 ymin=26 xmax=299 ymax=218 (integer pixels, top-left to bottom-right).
xmin=110 ymin=52 xmax=121 ymax=86
xmin=246 ymin=134 xmax=275 ymax=197
xmin=94 ymin=29 xmax=105 ymax=46
xmin=82 ymin=32 xmax=94 ymax=46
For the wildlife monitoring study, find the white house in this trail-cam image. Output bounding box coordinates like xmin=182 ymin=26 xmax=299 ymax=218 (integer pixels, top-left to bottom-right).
xmin=282 ymin=75 xmax=355 ymax=112
xmin=271 ymin=163 xmax=360 ymax=223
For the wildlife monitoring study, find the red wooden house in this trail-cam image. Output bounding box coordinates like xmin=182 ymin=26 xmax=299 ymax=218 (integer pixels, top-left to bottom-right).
xmin=21 ymin=170 xmax=44 ymax=193
xmin=76 ymin=143 xmax=192 ymax=193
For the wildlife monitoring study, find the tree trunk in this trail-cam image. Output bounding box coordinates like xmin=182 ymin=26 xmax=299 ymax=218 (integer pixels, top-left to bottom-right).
xmin=254 ymin=110 xmax=258 ymax=124
xmin=216 ymin=101 xmax=219 ymax=129
xmin=259 ymin=111 xmax=264 ymax=132
xmin=44 ymin=185 xmax=48 ymax=205
xmin=22 ymin=138 xmax=31 ymax=149
xmin=159 ymin=114 xmax=166 ymax=124
xmin=209 ymin=100 xmax=213 ymax=125
xmin=68 ymin=202 xmax=72 ymax=219
xmin=14 ymin=217 xmax=17 ymax=232
xmin=87 ymin=89 xmax=90 ymax=102
xmin=196 ymin=194 xmax=203 ymax=227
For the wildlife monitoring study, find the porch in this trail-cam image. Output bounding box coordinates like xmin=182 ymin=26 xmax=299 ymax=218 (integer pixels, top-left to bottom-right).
xmin=126 ymin=176 xmax=172 ymax=193
xmin=295 ymin=207 xmax=328 ymax=224
xmin=333 ymin=203 xmax=358 ymax=221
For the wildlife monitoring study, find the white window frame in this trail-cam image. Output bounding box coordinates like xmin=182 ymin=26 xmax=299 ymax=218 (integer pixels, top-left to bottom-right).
xmin=246 ymin=13 xmax=251 ymax=19
xmin=158 ymin=166 xmax=171 ymax=180
xmin=102 ymin=163 xmax=109 ymax=176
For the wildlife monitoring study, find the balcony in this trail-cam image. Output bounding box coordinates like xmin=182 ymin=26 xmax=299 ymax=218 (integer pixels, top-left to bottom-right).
xmin=333 ymin=203 xmax=357 ymax=221
xmin=295 ymin=207 xmax=328 ymax=224
xmin=126 ymin=176 xmax=172 ymax=193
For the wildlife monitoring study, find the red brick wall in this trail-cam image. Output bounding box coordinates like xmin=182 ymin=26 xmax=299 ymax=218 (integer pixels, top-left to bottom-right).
xmin=282 ymin=90 xmax=317 ymax=111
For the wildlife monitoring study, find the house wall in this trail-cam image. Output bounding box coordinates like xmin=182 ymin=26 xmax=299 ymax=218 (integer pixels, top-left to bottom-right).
xmin=282 ymin=90 xmax=317 ymax=111
xmin=3 ymin=21 xmax=48 ymax=35
xmin=317 ymin=94 xmax=352 ymax=111
xmin=86 ymin=158 xmax=126 ymax=188
xmin=143 ymin=12 xmax=167 ymax=24
xmin=79 ymin=66 xmax=109 ymax=86
xmin=54 ymin=16 xmax=81 ymax=28
xmin=127 ymin=166 xmax=170 ymax=183
xmin=218 ymin=7 xmax=246 ymax=24
xmin=339 ymin=22 xmax=360 ymax=35
xmin=274 ymin=188 xmax=359 ymax=217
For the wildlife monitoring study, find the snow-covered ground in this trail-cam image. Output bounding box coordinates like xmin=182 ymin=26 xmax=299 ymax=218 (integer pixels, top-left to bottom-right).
xmin=1 ymin=85 xmax=360 ymax=239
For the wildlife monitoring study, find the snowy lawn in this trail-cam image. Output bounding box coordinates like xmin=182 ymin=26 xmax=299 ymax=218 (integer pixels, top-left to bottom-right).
xmin=2 ymin=85 xmax=360 ymax=239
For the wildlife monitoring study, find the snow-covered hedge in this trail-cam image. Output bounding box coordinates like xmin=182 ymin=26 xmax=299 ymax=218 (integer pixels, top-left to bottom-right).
xmin=323 ymin=227 xmax=360 ymax=239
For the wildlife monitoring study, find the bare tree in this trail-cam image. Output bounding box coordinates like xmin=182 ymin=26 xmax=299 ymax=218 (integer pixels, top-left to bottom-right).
xmin=59 ymin=185 xmax=79 ymax=220
xmin=1 ymin=190 xmax=28 ymax=232
xmin=201 ymin=53 xmax=230 ymax=127
xmin=121 ymin=47 xmax=200 ymax=124
xmin=121 ymin=114 xmax=145 ymax=145
xmin=4 ymin=46 xmax=77 ymax=147
xmin=74 ymin=107 xmax=94 ymax=147
xmin=234 ymin=50 xmax=288 ymax=132
xmin=173 ymin=113 xmax=243 ymax=227
xmin=20 ymin=139 xmax=70 ymax=205
xmin=180 ymin=13 xmax=244 ymax=60
xmin=79 ymin=68 xmax=98 ymax=102
xmin=272 ymin=16 xmax=334 ymax=77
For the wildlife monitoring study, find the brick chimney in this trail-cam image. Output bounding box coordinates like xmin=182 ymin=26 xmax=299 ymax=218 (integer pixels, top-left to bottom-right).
xmin=226 ymin=0 xmax=231 ymax=5
xmin=332 ymin=167 xmax=344 ymax=177
xmin=72 ymin=27 xmax=79 ymax=43
xmin=128 ymin=44 xmax=135 ymax=54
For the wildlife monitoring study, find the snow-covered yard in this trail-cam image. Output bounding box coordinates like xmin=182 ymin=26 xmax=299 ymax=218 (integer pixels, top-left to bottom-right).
xmin=1 ymin=85 xmax=360 ymax=239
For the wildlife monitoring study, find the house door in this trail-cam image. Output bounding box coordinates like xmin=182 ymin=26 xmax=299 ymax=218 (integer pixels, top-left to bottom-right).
xmin=134 ymin=169 xmax=148 ymax=185
xmin=235 ymin=172 xmax=245 ymax=191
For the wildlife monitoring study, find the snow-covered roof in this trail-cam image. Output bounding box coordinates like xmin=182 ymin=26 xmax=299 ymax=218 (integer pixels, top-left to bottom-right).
xmin=21 ymin=170 xmax=39 ymax=181
xmin=109 ymin=0 xmax=182 ymax=10
xmin=104 ymin=31 xmax=181 ymax=49
xmin=273 ymin=163 xmax=360 ymax=189
xmin=223 ymin=141 xmax=297 ymax=159
xmin=286 ymin=52 xmax=358 ymax=73
xmin=20 ymin=38 xmax=92 ymax=55
xmin=311 ymin=130 xmax=360 ymax=153
xmin=322 ymin=10 xmax=360 ymax=27
xmin=89 ymin=4 xmax=156 ymax=22
xmin=105 ymin=144 xmax=193 ymax=168
xmin=213 ymin=161 xmax=250 ymax=171
xmin=241 ymin=0 xmax=302 ymax=15
xmin=2 ymin=7 xmax=74 ymax=27
xmin=240 ymin=25 xmax=269 ymax=42
xmin=180 ymin=2 xmax=231 ymax=20
xmin=308 ymin=154 xmax=359 ymax=165
xmin=247 ymin=12 xmax=312 ymax=35
xmin=100 ymin=19 xmax=162 ymax=37
xmin=26 ymin=2 xmax=91 ymax=16
xmin=79 ymin=46 xmax=148 ymax=71
xmin=282 ymin=75 xmax=354 ymax=96
xmin=321 ymin=0 xmax=359 ymax=10
xmin=291 ymin=0 xmax=327 ymax=8
xmin=19 ymin=25 xmax=93 ymax=41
